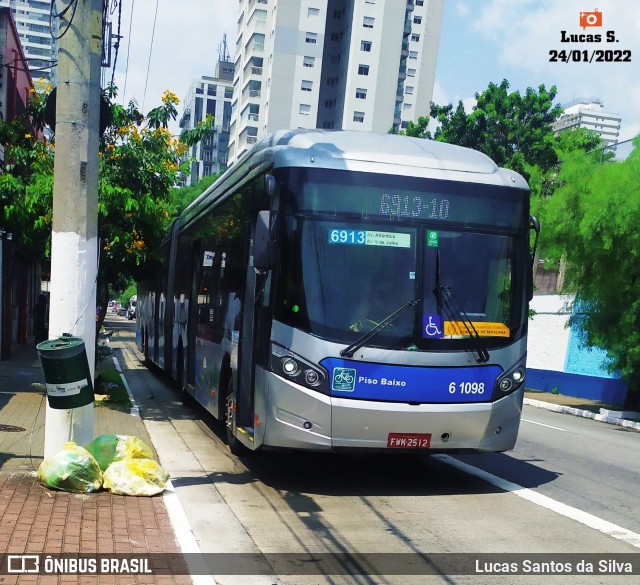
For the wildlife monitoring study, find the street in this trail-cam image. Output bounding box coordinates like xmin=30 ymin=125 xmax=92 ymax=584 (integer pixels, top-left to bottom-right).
xmin=105 ymin=316 xmax=639 ymax=584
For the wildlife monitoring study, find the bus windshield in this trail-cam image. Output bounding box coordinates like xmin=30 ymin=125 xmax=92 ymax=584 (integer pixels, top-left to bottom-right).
xmin=274 ymin=169 xmax=528 ymax=351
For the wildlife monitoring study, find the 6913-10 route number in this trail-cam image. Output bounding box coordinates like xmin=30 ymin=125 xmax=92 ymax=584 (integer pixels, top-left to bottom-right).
xmin=449 ymin=382 xmax=485 ymax=394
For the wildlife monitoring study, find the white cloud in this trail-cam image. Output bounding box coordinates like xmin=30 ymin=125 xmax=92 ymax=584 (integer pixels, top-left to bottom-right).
xmin=465 ymin=0 xmax=640 ymax=141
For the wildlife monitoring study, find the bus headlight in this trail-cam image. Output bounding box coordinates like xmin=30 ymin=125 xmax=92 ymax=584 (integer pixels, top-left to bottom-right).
xmin=282 ymin=358 xmax=299 ymax=376
xmin=493 ymin=363 xmax=526 ymax=400
xmin=271 ymin=343 xmax=328 ymax=393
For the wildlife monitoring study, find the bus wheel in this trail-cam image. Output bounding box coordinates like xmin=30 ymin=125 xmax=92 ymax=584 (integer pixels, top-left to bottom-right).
xmin=225 ymin=380 xmax=250 ymax=457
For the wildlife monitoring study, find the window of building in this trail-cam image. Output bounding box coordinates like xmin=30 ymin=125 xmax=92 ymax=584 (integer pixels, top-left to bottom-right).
xmin=324 ymin=99 xmax=336 ymax=108
xmin=409 ymin=51 xmax=418 ymax=59
xmin=407 ymin=68 xmax=416 ymax=77
xmin=308 ymin=7 xmax=320 ymax=18
xmin=306 ymin=32 xmax=317 ymax=43
xmin=361 ymin=40 xmax=372 ymax=52
xmin=365 ymin=0 xmax=376 ymax=4
xmin=405 ymin=86 xmax=414 ymax=95
xmin=358 ymin=64 xmax=370 ymax=75
xmin=300 ymin=104 xmax=311 ymax=115
xmin=403 ymin=103 xmax=412 ymax=110
xmin=363 ymin=16 xmax=374 ymax=28
xmin=411 ymin=33 xmax=420 ymax=42
xmin=355 ymin=88 xmax=367 ymax=99
xmin=301 ymin=80 xmax=313 ymax=92
xmin=414 ymin=16 xmax=422 ymax=24
xmin=353 ymin=111 xmax=365 ymax=123
xmin=416 ymin=0 xmax=424 ymax=5
xmin=303 ymin=56 xmax=315 ymax=67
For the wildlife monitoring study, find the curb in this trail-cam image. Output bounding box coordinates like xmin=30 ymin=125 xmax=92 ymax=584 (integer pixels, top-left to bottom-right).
xmin=524 ymin=398 xmax=640 ymax=431
xmin=111 ymin=354 xmax=217 ymax=585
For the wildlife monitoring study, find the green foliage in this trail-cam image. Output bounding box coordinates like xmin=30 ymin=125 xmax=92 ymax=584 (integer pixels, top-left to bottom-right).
xmin=0 ymin=82 xmax=193 ymax=320
xmin=429 ymin=79 xmax=564 ymax=180
xmin=542 ymin=139 xmax=640 ymax=392
xmin=170 ymin=172 xmax=220 ymax=216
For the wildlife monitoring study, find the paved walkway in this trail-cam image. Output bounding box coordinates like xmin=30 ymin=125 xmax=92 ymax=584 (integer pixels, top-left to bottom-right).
xmin=0 ymin=340 xmax=192 ymax=584
xmin=1 ymin=333 xmax=637 ymax=583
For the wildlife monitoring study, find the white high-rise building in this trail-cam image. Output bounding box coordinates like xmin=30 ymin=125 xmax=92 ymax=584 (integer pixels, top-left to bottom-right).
xmin=229 ymin=0 xmax=443 ymax=162
xmin=552 ymin=98 xmax=621 ymax=147
xmin=179 ymin=51 xmax=235 ymax=184
xmin=0 ymin=0 xmax=56 ymax=84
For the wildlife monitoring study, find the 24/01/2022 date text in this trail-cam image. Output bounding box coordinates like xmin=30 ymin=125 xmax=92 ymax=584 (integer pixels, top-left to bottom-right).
xmin=549 ymin=49 xmax=631 ymax=63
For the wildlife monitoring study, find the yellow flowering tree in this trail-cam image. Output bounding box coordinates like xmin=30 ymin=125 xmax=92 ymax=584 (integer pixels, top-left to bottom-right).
xmin=1 ymin=83 xmax=208 ymax=321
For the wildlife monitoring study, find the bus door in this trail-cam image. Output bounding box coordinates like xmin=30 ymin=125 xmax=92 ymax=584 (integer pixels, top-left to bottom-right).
xmin=186 ymin=241 xmax=201 ymax=391
xmin=235 ymin=211 xmax=273 ymax=431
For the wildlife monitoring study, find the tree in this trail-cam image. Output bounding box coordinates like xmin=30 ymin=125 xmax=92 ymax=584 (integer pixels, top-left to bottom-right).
xmin=541 ymin=139 xmax=640 ymax=406
xmin=429 ymin=79 xmax=564 ymax=180
xmin=1 ymin=84 xmax=195 ymax=333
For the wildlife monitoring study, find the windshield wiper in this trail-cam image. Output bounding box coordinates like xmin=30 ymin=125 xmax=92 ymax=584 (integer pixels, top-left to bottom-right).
xmin=439 ymin=286 xmax=490 ymax=363
xmin=341 ymin=298 xmax=419 ymax=358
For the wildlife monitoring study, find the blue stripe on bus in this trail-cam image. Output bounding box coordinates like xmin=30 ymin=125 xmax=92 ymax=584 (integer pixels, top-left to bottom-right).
xmin=320 ymin=358 xmax=502 ymax=403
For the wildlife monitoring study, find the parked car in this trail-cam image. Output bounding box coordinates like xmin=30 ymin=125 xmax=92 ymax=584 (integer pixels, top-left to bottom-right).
xmin=118 ymin=306 xmax=127 ymax=316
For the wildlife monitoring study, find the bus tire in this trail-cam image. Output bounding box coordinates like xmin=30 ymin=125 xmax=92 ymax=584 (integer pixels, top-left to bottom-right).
xmin=224 ymin=379 xmax=251 ymax=457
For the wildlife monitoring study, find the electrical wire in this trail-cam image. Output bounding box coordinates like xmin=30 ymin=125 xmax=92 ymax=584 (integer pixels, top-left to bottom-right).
xmin=121 ymin=0 xmax=136 ymax=104
xmin=109 ymin=0 xmax=123 ymax=87
xmin=142 ymin=0 xmax=160 ymax=113
xmin=50 ymin=0 xmax=81 ymax=41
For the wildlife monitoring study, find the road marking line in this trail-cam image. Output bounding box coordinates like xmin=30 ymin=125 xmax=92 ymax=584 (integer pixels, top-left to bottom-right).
xmin=436 ymin=454 xmax=640 ymax=549
xmin=521 ymin=418 xmax=567 ymax=432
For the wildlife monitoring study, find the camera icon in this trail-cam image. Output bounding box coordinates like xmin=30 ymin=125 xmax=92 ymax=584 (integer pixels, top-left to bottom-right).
xmin=579 ymin=9 xmax=602 ymax=29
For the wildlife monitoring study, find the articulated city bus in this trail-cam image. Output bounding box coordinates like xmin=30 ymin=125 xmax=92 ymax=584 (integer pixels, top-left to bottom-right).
xmin=137 ymin=130 xmax=539 ymax=455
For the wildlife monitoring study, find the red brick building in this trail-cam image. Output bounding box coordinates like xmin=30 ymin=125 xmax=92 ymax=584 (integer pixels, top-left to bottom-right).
xmin=0 ymin=7 xmax=41 ymax=359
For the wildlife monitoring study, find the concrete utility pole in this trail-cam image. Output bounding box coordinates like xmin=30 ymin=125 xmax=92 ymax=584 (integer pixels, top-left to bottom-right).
xmin=44 ymin=0 xmax=103 ymax=458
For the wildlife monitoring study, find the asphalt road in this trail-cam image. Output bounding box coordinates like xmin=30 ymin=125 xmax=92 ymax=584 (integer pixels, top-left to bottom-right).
xmin=456 ymin=404 xmax=640 ymax=535
xmin=105 ymin=316 xmax=639 ymax=585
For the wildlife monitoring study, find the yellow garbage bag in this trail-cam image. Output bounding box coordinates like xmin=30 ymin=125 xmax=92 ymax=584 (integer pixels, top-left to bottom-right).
xmin=102 ymin=458 xmax=170 ymax=496
xmin=37 ymin=442 xmax=103 ymax=493
xmin=84 ymin=434 xmax=154 ymax=471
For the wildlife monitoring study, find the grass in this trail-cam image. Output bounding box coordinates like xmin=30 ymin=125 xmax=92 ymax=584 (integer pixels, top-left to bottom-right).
xmin=94 ymin=367 xmax=133 ymax=408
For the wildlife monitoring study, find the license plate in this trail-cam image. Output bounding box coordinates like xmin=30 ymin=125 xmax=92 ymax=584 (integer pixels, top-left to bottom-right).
xmin=387 ymin=433 xmax=431 ymax=449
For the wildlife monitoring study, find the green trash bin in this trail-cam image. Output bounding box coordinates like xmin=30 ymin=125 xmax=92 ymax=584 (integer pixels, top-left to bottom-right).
xmin=37 ymin=335 xmax=94 ymax=409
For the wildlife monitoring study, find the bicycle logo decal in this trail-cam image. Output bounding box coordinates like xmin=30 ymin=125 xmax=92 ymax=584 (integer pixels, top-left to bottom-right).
xmin=332 ymin=367 xmax=357 ymax=392
xmin=422 ymin=314 xmax=443 ymax=338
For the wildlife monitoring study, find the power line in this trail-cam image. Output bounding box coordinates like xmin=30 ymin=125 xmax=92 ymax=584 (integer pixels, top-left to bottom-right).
xmin=122 ymin=0 xmax=136 ymax=104
xmin=142 ymin=0 xmax=160 ymax=113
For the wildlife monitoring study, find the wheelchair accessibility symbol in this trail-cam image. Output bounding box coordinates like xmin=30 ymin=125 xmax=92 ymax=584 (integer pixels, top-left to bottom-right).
xmin=422 ymin=314 xmax=443 ymax=338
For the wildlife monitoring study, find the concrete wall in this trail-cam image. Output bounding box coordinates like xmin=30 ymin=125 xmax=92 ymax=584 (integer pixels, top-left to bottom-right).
xmin=526 ymin=295 xmax=628 ymax=404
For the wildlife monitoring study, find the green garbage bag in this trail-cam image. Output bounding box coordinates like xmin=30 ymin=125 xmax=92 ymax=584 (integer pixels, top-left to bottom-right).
xmin=37 ymin=442 xmax=103 ymax=493
xmin=102 ymin=458 xmax=170 ymax=496
xmin=84 ymin=434 xmax=154 ymax=471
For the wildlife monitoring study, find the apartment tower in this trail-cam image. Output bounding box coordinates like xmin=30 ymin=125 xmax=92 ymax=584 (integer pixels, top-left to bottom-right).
xmin=0 ymin=0 xmax=56 ymax=84
xmin=552 ymin=98 xmax=622 ymax=148
xmin=179 ymin=48 xmax=235 ymax=184
xmin=229 ymin=0 xmax=443 ymax=162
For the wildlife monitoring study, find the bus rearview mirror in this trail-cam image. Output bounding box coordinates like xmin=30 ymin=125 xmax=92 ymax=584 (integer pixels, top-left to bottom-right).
xmin=254 ymin=210 xmax=277 ymax=270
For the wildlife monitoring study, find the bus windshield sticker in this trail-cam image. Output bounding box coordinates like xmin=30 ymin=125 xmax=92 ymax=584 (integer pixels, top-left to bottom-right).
xmin=203 ymin=251 xmax=214 ymax=267
xmin=422 ymin=314 xmax=443 ymax=338
xmin=427 ymin=230 xmax=439 ymax=248
xmin=444 ymin=321 xmax=510 ymax=337
xmin=328 ymin=229 xmax=411 ymax=248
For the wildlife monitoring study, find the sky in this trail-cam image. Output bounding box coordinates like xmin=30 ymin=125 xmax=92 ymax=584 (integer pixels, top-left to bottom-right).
xmin=111 ymin=0 xmax=640 ymax=142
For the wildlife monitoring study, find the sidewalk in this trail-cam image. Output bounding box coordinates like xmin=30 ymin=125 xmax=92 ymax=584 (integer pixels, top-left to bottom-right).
xmin=0 ymin=340 xmax=192 ymax=584
xmin=1 ymin=338 xmax=637 ymax=583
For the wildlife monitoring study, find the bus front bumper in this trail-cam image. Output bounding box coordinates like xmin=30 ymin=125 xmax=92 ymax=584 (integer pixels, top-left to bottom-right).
xmin=261 ymin=374 xmax=524 ymax=453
